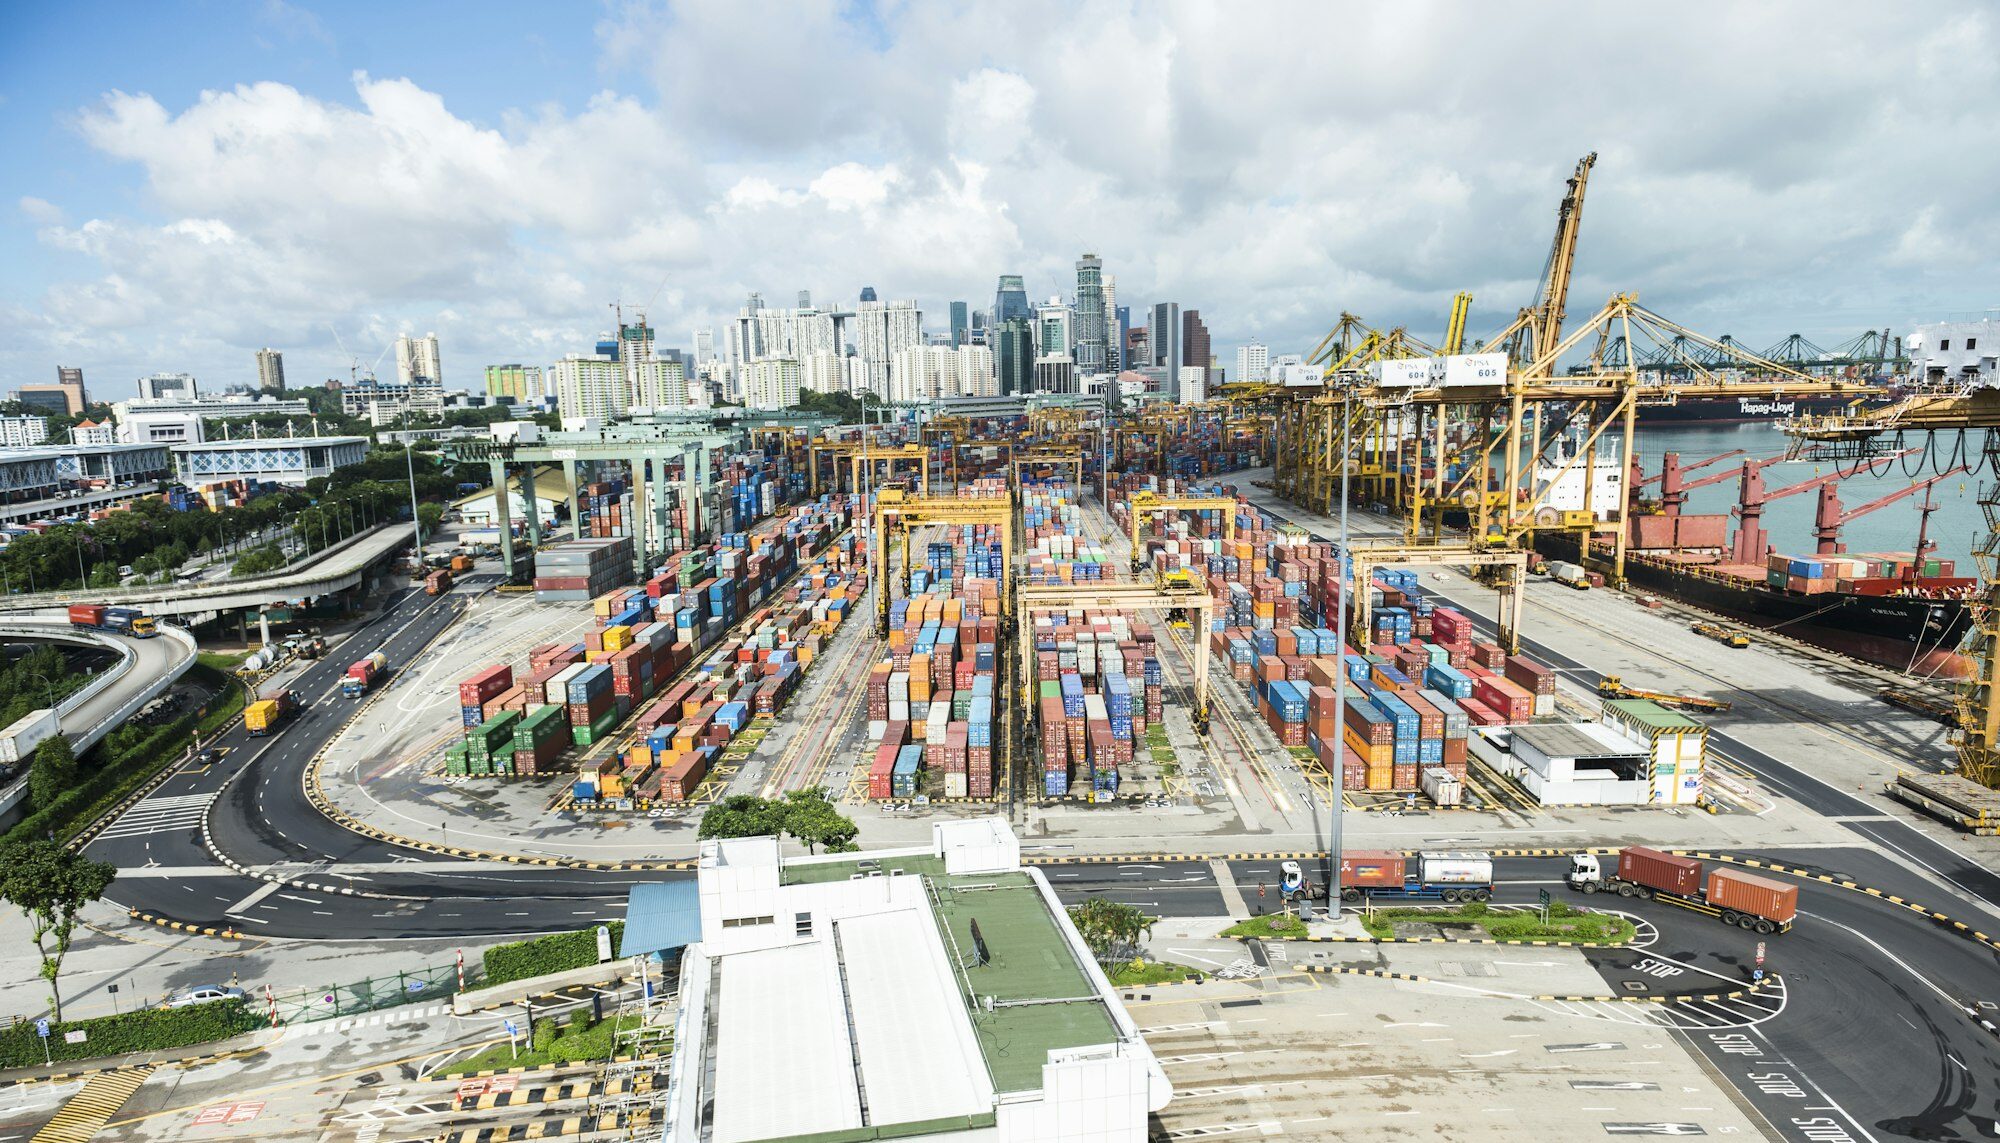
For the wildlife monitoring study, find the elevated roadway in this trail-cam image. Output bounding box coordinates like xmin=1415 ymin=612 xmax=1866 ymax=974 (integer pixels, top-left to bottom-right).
xmin=0 ymin=524 xmax=409 ymax=620
xmin=0 ymin=618 xmax=199 ymax=819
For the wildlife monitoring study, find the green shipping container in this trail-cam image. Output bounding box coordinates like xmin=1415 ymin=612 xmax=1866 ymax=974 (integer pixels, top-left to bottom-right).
xmin=1039 ymin=680 xmax=1060 ymax=699
xmin=515 ymin=704 xmax=568 ymax=747
xmin=590 ymin=708 xmax=620 ymax=739
xmin=574 ymin=724 xmax=597 ymax=748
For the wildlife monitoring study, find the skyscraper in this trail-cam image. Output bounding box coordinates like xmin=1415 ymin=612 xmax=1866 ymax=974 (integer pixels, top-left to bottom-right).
xmin=396 ymin=332 xmax=442 ymax=385
xmin=1073 ymin=254 xmax=1107 ymax=377
xmin=1101 ymin=275 xmax=1121 ymax=372
xmin=1034 ymin=298 xmax=1074 ymax=359
xmin=1115 ymin=306 xmax=1132 ymax=371
xmin=256 ymin=348 xmax=286 ymax=392
xmin=992 ymin=275 xmax=1030 ymax=329
xmin=1182 ymin=310 xmax=1211 ymax=399
xmin=694 ymin=328 xmax=716 ymax=366
xmin=995 ymin=317 xmax=1034 ymax=396
xmin=949 ymin=301 xmax=970 ymax=348
xmin=859 ymin=286 xmax=878 ymax=303
xmin=1149 ymin=302 xmax=1182 ymax=401
xmin=969 ymin=309 xmax=988 ymax=347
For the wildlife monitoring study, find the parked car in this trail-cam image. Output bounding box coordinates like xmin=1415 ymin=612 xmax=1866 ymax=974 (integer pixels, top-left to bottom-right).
xmin=163 ymin=986 xmax=245 ymax=1009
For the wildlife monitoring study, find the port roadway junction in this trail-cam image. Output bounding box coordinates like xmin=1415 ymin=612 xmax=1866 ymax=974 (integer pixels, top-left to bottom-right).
xmin=53 ymin=574 xmax=1996 ymax=1141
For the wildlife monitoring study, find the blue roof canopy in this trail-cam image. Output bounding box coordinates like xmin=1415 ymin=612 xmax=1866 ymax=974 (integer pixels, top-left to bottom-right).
xmin=619 ymin=880 xmax=701 ymax=959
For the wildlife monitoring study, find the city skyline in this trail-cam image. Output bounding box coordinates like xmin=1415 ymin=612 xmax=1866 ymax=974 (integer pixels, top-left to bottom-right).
xmin=4 ymin=3 xmax=1996 ymax=393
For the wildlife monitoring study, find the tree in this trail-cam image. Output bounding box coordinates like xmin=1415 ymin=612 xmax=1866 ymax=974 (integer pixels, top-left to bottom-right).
xmin=28 ymin=735 xmax=76 ymax=811
xmin=417 ymin=502 xmax=445 ymax=539
xmin=0 ymin=840 xmax=116 ymax=1021
xmin=697 ymin=794 xmax=788 ymax=841
xmin=781 ymin=788 xmax=859 ymax=854
xmin=1066 ymin=899 xmax=1155 ymax=968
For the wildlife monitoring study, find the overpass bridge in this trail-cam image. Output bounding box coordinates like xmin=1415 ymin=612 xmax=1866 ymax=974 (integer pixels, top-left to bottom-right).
xmin=0 ymin=618 xmax=200 ymax=822
xmin=0 ymin=524 xmax=410 ymax=622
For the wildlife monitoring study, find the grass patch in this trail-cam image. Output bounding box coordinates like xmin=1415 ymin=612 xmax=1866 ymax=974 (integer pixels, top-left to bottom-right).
xmin=197 ymin=650 xmax=250 ymax=674
xmin=1358 ymin=901 xmax=1635 ymax=945
xmin=1108 ymin=959 xmax=1204 ymax=987
xmin=1221 ymin=912 xmax=1310 ymax=940
xmin=438 ymin=1013 xmax=627 ymax=1075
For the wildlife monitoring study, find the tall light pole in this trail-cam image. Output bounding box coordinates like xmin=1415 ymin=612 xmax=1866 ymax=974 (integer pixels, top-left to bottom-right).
xmin=1328 ymin=377 xmax=1352 ymax=917
xmin=405 ymin=444 xmax=424 ymax=560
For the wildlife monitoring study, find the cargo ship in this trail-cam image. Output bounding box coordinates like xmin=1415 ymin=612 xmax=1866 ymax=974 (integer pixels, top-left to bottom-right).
xmin=1633 ymin=392 xmax=1883 ymax=425
xmin=1601 ymin=546 xmax=1975 ymax=677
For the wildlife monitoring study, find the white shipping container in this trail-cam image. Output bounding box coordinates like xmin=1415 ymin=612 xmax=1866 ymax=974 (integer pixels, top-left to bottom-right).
xmin=946 ymin=772 xmax=969 ymax=798
xmin=888 ymin=672 xmax=909 ymax=702
xmin=888 ymin=699 xmax=910 ymax=722
xmin=544 ymin=663 xmax=589 ymax=706
xmin=867 ymin=719 xmax=888 ymax=740
xmin=1421 ymin=766 xmax=1463 ymax=808
xmin=1083 ymin=694 xmax=1109 ymax=721
xmin=0 ymin=708 xmax=59 ymax=764
xmin=1533 ymin=694 xmax=1556 ymax=718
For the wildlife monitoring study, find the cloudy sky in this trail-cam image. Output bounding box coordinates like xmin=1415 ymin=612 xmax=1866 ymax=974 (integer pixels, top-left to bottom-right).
xmin=3 ymin=1 xmax=1996 ymax=398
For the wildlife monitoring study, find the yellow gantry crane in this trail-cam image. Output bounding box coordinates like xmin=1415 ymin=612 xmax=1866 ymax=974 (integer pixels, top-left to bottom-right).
xmin=1125 ymin=490 xmax=1237 ymax=571
xmin=871 ymin=488 xmax=1014 ymax=636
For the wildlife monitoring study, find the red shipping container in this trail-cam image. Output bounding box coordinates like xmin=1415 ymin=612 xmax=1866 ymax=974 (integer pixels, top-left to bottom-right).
xmin=1339 ymin=850 xmax=1406 ymax=887
xmin=1617 ymin=847 xmax=1703 ymax=897
xmin=458 ymin=665 xmax=514 ymax=707
xmin=1705 ymin=868 xmax=1798 ymax=925
xmin=1504 ymin=655 xmax=1556 ymax=697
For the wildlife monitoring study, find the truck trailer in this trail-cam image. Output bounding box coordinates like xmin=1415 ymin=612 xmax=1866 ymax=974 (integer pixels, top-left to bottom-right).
xmin=244 ymin=687 xmax=299 ymax=736
xmin=1567 ymin=846 xmax=1796 ymax=934
xmin=68 ymin=603 xmax=160 ymax=638
xmin=342 ymin=652 xmax=387 ymax=699
xmin=1281 ymin=851 xmax=1495 ymax=904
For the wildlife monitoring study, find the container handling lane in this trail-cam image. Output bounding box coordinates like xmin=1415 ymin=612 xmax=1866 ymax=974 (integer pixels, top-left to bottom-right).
xmin=1243 ymin=496 xmax=2000 ymax=916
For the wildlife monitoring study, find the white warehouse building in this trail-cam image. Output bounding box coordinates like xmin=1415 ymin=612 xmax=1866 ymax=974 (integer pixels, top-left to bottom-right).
xmin=662 ymin=819 xmax=1171 ymax=1143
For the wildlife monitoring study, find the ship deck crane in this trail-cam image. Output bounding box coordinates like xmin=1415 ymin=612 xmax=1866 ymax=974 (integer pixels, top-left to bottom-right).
xmin=1812 ymin=465 xmax=1968 ymax=556
xmin=1729 ymin=450 xmax=1918 ymax=565
xmin=1649 ymin=451 xmax=1787 ymax=517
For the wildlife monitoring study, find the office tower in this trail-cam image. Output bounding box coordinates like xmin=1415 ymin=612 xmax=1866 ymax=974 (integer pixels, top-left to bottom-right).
xmin=995 ymin=317 xmax=1034 ymax=396
xmin=1181 ymin=310 xmax=1211 ymax=399
xmin=694 ymin=328 xmax=716 ymax=366
xmin=1127 ymin=325 xmax=1149 ymax=371
xmin=1115 ymin=306 xmax=1132 ymax=371
xmin=1236 ymin=342 xmax=1270 ymax=384
xmin=1073 ymin=255 xmax=1107 ymax=376
xmin=950 ymin=301 xmax=970 ymax=348
xmin=798 ymin=290 xmax=812 ymax=310
xmin=1033 ymin=355 xmax=1076 ymax=395
xmin=137 ymin=372 xmax=199 ymax=400
xmin=256 ymin=348 xmax=286 ymax=392
xmin=25 ymin=367 xmax=87 ymax=415
xmin=1035 ymin=298 xmax=1073 ymax=358
xmin=859 ymin=286 xmax=878 ymax=303
xmin=1149 ymin=302 xmax=1182 ymax=401
xmin=969 ymin=309 xmax=988 ymax=347
xmin=485 ymin=364 xmax=544 ymax=402
xmin=396 ymin=332 xmax=442 ymax=385
xmin=992 ymin=275 xmax=1030 ymax=329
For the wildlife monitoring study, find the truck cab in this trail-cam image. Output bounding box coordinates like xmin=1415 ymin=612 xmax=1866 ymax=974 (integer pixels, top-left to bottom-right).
xmin=1567 ymin=852 xmax=1604 ymax=891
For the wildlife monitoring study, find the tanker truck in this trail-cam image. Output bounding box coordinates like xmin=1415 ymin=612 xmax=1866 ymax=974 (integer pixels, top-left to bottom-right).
xmin=1281 ymin=851 xmax=1495 ymax=904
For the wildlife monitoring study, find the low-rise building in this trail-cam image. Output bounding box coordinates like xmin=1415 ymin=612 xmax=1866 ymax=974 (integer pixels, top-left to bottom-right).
xmin=662 ymin=819 xmax=1170 ymax=1143
xmin=170 ymin=436 xmax=369 ymax=488
xmin=1907 ymin=316 xmax=2000 ymax=387
xmin=113 ymin=394 xmax=314 ymax=445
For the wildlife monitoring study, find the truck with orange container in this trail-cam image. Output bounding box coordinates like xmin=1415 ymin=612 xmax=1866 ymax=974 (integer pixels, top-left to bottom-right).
xmin=68 ymin=603 xmax=159 ymax=638
xmin=1567 ymin=846 xmax=1796 ymax=934
xmin=341 ymin=652 xmax=387 ymax=699
xmin=425 ymin=568 xmax=453 ymax=595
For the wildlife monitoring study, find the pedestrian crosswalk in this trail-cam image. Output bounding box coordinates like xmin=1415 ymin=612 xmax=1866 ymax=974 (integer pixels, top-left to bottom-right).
xmin=323 ymin=1002 xmax=450 ymax=1033
xmin=31 ymin=1065 xmax=153 ymax=1143
xmin=94 ymin=792 xmax=217 ymax=841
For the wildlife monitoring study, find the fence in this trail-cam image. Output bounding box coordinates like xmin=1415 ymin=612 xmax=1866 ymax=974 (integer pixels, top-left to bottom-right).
xmin=264 ymin=960 xmax=482 ymax=1025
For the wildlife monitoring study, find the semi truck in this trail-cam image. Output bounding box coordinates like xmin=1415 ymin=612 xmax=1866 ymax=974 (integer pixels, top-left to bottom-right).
xmin=1281 ymin=851 xmax=1495 ymax=904
xmin=342 ymin=652 xmax=387 ymax=699
xmin=0 ymin=708 xmax=60 ymax=765
xmin=243 ymin=687 xmax=299 ymax=736
xmin=1567 ymin=846 xmax=1797 ymax=934
xmin=68 ymin=604 xmax=160 ymax=638
xmin=425 ymin=568 xmax=453 ymax=595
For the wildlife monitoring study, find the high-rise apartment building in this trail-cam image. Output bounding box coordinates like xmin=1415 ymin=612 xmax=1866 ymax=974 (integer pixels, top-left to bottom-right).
xmin=1101 ymin=276 xmax=1121 ymax=372
xmin=396 ymin=332 xmax=442 ymax=385
xmin=550 ymin=355 xmax=686 ymax=419
xmin=850 ymin=299 xmax=923 ymax=399
xmin=995 ymin=318 xmax=1034 ymax=396
xmin=889 ymin=345 xmax=996 ymax=402
xmin=744 ymin=358 xmax=802 ymax=411
xmin=138 ymin=372 xmax=198 ymax=401
xmin=1148 ymin=302 xmax=1182 ymax=401
xmin=484 ymin=364 xmax=544 ymax=403
xmin=0 ymin=415 xmax=50 ymax=447
xmin=1073 ymin=254 xmax=1107 ymax=377
xmin=256 ymin=348 xmax=286 ymax=392
xmin=949 ymin=301 xmax=969 ymax=348
xmin=1182 ymin=310 xmax=1211 ymax=399
xmin=1235 ymin=342 xmax=1270 ymax=384
xmin=992 ymin=275 xmax=1030 ymax=329
xmin=802 ymin=351 xmax=857 ymax=397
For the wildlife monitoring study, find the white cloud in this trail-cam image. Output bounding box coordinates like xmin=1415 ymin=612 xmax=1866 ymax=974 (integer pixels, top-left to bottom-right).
xmin=11 ymin=2 xmax=2000 ymax=390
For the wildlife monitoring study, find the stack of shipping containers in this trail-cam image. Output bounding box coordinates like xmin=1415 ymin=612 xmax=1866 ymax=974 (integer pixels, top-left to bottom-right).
xmin=533 ymin=536 xmax=635 ymax=603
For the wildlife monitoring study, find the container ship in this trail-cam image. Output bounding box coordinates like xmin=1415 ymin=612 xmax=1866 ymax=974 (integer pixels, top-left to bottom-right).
xmin=1633 ymin=392 xmax=1881 ymax=425
xmin=1609 ymin=548 xmax=1974 ymax=677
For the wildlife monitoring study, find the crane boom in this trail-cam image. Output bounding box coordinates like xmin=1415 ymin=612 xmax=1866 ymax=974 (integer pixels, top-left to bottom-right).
xmin=1533 ymin=152 xmax=1596 ymax=361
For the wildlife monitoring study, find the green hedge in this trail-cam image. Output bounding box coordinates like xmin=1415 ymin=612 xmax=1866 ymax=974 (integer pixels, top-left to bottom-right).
xmin=0 ymin=998 xmax=264 ymax=1067
xmin=483 ymin=922 xmax=625 ymax=987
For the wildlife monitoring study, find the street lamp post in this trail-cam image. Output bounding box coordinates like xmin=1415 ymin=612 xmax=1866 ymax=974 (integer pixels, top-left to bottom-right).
xmin=405 ymin=445 xmax=424 ymax=561
xmin=1328 ymin=379 xmax=1352 ymax=917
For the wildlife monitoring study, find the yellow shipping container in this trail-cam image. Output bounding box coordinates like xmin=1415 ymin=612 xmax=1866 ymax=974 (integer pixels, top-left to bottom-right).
xmin=244 ymin=699 xmax=279 ymax=731
xmin=602 ymin=625 xmax=633 ymax=652
xmin=1365 ymin=762 xmax=1394 ymax=791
